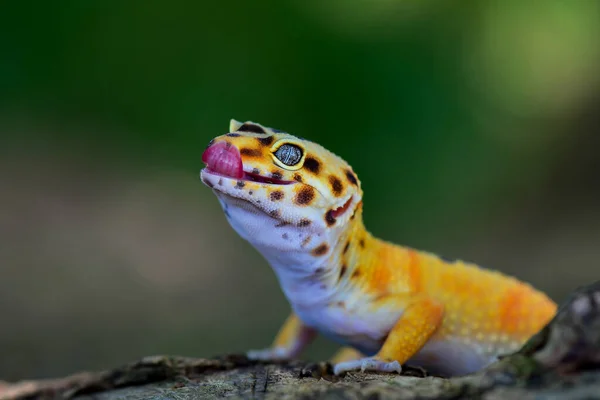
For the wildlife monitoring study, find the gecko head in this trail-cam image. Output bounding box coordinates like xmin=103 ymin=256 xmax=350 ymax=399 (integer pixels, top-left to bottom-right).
xmin=200 ymin=120 xmax=363 ymax=237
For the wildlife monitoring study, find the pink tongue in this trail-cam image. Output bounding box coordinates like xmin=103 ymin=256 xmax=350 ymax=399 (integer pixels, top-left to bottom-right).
xmin=202 ymin=142 xmax=244 ymax=179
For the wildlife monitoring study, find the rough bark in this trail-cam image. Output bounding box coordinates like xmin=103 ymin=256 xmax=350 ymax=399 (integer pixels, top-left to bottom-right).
xmin=2 ymin=281 xmax=599 ymax=400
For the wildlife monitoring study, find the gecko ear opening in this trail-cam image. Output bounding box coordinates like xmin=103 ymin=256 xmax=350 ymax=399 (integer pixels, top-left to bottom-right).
xmin=229 ymin=119 xmax=243 ymax=132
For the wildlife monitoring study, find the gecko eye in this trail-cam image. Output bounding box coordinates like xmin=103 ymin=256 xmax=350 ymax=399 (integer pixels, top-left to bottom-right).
xmin=274 ymin=144 xmax=303 ymax=166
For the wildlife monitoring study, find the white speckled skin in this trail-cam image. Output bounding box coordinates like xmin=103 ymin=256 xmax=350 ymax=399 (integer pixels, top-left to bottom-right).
xmin=216 ymin=192 xmax=333 ymax=303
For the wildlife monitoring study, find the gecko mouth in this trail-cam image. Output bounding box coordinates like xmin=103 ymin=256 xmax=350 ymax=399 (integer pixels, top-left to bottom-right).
xmin=241 ymin=170 xmax=294 ymax=185
xmin=202 ymin=141 xmax=294 ymax=185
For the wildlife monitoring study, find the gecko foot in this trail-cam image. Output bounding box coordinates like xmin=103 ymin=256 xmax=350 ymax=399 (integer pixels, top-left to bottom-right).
xmin=333 ymin=357 xmax=402 ymax=375
xmin=246 ymin=347 xmax=290 ymax=361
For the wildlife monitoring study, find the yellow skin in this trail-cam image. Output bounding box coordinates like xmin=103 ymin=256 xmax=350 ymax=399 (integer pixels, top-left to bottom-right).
xmin=200 ymin=120 xmax=557 ymax=376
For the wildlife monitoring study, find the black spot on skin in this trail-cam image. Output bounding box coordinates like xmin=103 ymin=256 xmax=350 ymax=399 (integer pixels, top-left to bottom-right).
xmin=248 ymin=190 xmax=253 ymax=195
xmin=236 ymin=181 xmax=245 ymax=189
xmin=252 ymin=168 xmax=260 ymax=174
xmin=339 ymin=264 xmax=348 ymax=280
xmin=343 ymin=241 xmax=350 ymax=254
xmin=312 ymin=243 xmax=329 ymax=256
xmin=269 ymin=209 xmax=280 ymax=218
xmin=218 ymin=178 xmax=223 ymax=186
xmin=226 ymin=133 xmax=241 ymax=137
xmin=302 ymin=236 xmax=312 ymax=247
xmin=350 ymin=203 xmax=361 ymax=220
xmin=352 ymin=269 xmax=361 ymax=278
xmin=275 ymin=221 xmax=289 ymax=227
xmin=225 ymin=141 xmax=232 ymax=149
xmin=295 ymin=187 xmax=315 ymax=205
xmin=238 ymin=123 xmax=265 ymax=133
xmin=329 ymin=175 xmax=343 ymax=196
xmin=304 ymin=157 xmax=321 ymax=174
xmin=258 ymin=136 xmax=274 ymax=146
xmin=345 ymin=169 xmax=358 ymax=185
xmin=315 ymin=267 xmax=324 ymax=274
xmin=271 ymin=171 xmax=283 ymax=180
xmin=270 ymin=191 xmax=284 ymax=201
xmin=240 ymin=148 xmax=261 ymax=157
xmin=202 ymin=177 xmax=214 ymax=188
xmin=297 ymin=219 xmax=311 ymax=227
xmin=293 ymin=174 xmax=303 ymax=183
xmin=359 ymin=238 xmax=365 ymax=248
xmin=282 ymin=233 xmax=289 ymax=239
xmin=325 ymin=210 xmax=336 ymax=226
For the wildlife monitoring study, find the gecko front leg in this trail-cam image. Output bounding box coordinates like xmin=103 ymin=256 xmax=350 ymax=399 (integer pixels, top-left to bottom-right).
xmin=247 ymin=313 xmax=317 ymax=361
xmin=333 ymin=296 xmax=444 ymax=375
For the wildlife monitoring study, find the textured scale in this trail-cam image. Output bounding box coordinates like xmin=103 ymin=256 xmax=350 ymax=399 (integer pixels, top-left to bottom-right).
xmin=200 ymin=120 xmax=558 ymax=377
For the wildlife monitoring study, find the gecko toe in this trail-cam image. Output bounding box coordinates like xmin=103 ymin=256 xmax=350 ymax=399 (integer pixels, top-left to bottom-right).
xmin=334 ymin=357 xmax=402 ymax=375
xmin=247 ymin=347 xmax=290 ymax=361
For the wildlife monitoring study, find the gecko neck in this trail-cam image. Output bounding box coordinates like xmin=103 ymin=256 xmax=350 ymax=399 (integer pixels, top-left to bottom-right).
xmin=220 ymin=193 xmax=410 ymax=306
xmin=266 ymin=205 xmax=392 ymax=307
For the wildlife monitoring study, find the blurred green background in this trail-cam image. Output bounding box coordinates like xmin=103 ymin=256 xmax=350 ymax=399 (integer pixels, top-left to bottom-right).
xmin=1 ymin=1 xmax=599 ymax=380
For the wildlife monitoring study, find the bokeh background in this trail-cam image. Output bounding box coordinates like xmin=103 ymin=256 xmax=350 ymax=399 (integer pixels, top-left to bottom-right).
xmin=1 ymin=1 xmax=599 ymax=381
